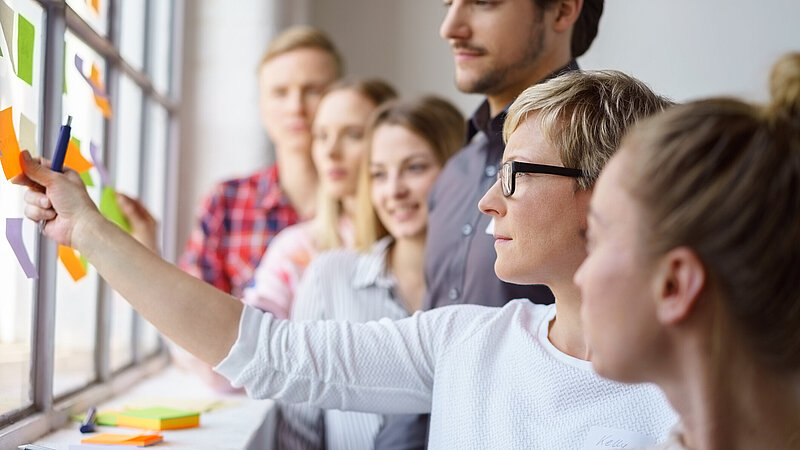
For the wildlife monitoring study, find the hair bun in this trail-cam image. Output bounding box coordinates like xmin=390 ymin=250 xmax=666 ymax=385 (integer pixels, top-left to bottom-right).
xmin=768 ymin=53 xmax=800 ymax=119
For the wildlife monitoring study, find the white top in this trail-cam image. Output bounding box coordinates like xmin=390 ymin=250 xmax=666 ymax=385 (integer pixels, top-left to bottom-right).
xmin=215 ymin=300 xmax=677 ymax=449
xmin=280 ymin=237 xmax=409 ymax=449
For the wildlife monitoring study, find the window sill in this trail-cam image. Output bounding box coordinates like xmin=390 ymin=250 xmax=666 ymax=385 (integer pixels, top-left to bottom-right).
xmin=30 ymin=366 xmax=276 ymax=450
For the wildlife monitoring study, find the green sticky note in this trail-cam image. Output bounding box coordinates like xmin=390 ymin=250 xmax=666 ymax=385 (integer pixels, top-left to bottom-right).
xmin=100 ymin=186 xmax=132 ymax=233
xmin=79 ymin=254 xmax=88 ymax=271
xmin=17 ymin=13 xmax=34 ymax=85
xmin=79 ymin=170 xmax=94 ymax=186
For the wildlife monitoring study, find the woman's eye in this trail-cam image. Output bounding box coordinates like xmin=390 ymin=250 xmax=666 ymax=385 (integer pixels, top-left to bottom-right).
xmin=408 ymin=163 xmax=429 ymax=173
xmin=370 ymin=171 xmax=386 ymax=180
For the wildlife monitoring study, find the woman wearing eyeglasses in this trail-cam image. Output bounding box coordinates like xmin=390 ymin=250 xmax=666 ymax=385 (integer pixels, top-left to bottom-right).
xmin=16 ymin=70 xmax=675 ymax=449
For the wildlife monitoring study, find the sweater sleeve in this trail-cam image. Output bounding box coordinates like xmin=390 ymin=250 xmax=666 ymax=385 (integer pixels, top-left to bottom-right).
xmin=214 ymin=302 xmax=485 ymax=414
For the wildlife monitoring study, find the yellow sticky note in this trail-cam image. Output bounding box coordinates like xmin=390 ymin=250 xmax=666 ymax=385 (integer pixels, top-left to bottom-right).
xmin=58 ymin=245 xmax=88 ymax=281
xmin=18 ymin=113 xmax=37 ymax=156
xmin=0 ymin=106 xmax=22 ymax=179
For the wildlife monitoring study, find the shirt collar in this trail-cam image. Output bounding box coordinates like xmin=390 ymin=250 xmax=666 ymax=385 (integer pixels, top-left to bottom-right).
xmin=466 ymin=59 xmax=581 ymax=143
xmin=352 ymin=236 xmax=395 ymax=290
xmin=257 ymin=164 xmax=293 ymax=210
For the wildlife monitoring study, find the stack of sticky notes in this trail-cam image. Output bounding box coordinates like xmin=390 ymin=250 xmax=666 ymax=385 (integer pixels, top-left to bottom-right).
xmin=78 ymin=432 xmax=162 ymax=447
xmin=117 ymin=407 xmax=199 ymax=431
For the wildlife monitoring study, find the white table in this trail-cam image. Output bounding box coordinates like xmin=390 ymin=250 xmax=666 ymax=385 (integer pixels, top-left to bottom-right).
xmin=33 ymin=367 xmax=276 ymax=450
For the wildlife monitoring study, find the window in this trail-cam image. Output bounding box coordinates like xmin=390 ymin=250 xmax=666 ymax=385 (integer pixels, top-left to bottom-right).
xmin=0 ymin=0 xmax=182 ymax=445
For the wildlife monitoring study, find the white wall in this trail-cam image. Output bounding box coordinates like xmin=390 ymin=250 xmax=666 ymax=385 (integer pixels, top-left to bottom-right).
xmin=175 ymin=0 xmax=800 ymax=255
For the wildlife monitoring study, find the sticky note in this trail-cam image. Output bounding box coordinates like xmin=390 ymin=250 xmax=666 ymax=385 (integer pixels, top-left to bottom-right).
xmin=17 ymin=13 xmax=34 ymax=85
xmin=81 ymin=432 xmax=163 ymax=446
xmin=65 ymin=137 xmax=94 ymax=173
xmin=89 ymin=141 xmax=110 ymax=185
xmin=58 ymin=245 xmax=87 ymax=281
xmin=6 ymin=218 xmax=37 ymax=278
xmin=0 ymin=0 xmax=13 ymax=69
xmin=18 ymin=113 xmax=37 ymax=156
xmin=100 ymin=187 xmax=132 ymax=233
xmin=89 ymin=0 xmax=100 ymax=14
xmin=94 ymin=94 xmax=112 ymax=118
xmin=117 ymin=407 xmax=199 ymax=431
xmin=79 ymin=170 xmax=94 ymax=186
xmin=0 ymin=106 xmax=22 ymax=179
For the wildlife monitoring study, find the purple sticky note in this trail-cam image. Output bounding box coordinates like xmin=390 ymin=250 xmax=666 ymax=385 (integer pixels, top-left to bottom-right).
xmin=89 ymin=141 xmax=110 ymax=186
xmin=6 ymin=218 xmax=38 ymax=279
xmin=74 ymin=54 xmax=84 ymax=73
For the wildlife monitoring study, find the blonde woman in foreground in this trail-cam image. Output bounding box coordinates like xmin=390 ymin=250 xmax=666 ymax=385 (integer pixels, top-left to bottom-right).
xmin=576 ymin=53 xmax=800 ymax=449
xmin=15 ymin=70 xmax=675 ymax=449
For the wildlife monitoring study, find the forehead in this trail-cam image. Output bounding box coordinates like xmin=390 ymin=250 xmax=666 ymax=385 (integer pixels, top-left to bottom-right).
xmin=259 ymin=48 xmax=337 ymax=85
xmin=371 ymin=124 xmax=435 ymax=163
xmin=314 ymin=90 xmax=374 ymax=123
xmin=503 ymin=114 xmax=561 ymax=165
xmin=591 ymin=150 xmax=635 ymax=225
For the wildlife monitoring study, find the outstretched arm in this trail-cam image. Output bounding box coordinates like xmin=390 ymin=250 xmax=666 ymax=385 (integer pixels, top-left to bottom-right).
xmin=14 ymin=151 xmax=241 ymax=365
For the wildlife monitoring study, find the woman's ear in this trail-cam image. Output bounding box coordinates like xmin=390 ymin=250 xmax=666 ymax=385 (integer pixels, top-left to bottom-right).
xmin=652 ymin=246 xmax=706 ymax=325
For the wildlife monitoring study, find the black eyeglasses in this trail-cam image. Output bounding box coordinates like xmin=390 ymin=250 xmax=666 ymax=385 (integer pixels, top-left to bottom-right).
xmin=499 ymin=161 xmax=586 ymax=197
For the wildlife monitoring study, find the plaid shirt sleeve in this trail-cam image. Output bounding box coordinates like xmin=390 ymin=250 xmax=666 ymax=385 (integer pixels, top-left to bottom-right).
xmin=179 ymin=184 xmax=232 ymax=294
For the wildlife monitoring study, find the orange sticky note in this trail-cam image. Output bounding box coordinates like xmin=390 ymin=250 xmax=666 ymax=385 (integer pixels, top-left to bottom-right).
xmin=81 ymin=432 xmax=163 ymax=446
xmin=59 ymin=245 xmax=88 ymax=281
xmin=65 ymin=138 xmax=94 ymax=173
xmin=89 ymin=64 xmax=104 ymax=89
xmin=89 ymin=0 xmax=100 ymax=14
xmin=0 ymin=106 xmax=22 ymax=179
xmin=94 ymin=94 xmax=112 ymax=118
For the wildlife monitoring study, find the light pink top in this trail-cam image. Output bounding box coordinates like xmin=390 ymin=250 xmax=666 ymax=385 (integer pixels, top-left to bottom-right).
xmin=241 ymin=219 xmax=354 ymax=318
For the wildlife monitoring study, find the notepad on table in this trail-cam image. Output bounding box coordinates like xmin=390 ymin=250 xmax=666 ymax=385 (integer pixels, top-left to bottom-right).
xmin=117 ymin=407 xmax=199 ymax=430
xmin=79 ymin=432 xmax=162 ymax=447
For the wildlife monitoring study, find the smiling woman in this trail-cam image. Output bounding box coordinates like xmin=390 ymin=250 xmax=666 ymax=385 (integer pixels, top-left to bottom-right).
xmin=278 ymin=96 xmax=465 ymax=448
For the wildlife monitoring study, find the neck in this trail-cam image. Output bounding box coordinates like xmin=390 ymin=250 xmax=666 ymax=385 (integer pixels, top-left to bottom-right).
xmin=388 ymin=235 xmax=426 ymax=313
xmin=276 ymin=145 xmax=317 ymax=219
xmin=658 ymin=333 xmax=800 ymax=450
xmin=546 ymin=279 xmax=588 ymax=360
xmin=486 ymin=48 xmax=572 ymax=117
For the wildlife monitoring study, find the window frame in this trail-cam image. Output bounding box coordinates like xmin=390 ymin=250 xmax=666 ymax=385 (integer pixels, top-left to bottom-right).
xmin=0 ymin=0 xmax=184 ymax=446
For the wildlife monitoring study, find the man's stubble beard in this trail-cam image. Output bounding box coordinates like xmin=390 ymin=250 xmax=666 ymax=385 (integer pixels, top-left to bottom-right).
xmin=456 ymin=21 xmax=546 ymax=96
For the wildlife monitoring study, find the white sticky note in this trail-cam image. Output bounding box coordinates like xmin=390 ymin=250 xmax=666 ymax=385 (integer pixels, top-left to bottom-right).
xmin=581 ymin=425 xmax=656 ymax=449
xmin=485 ymin=218 xmax=494 ymax=235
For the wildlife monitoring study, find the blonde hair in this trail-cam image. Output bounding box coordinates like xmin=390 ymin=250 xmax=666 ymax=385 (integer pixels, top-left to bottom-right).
xmin=503 ymin=70 xmax=673 ymax=190
xmin=623 ymin=53 xmax=800 ymax=371
xmin=312 ymin=79 xmax=398 ymax=252
xmin=258 ymin=26 xmax=344 ymax=77
xmin=354 ymin=96 xmax=466 ymax=250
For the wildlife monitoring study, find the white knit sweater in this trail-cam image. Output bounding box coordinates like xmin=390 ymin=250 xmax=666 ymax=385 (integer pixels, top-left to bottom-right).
xmin=215 ymin=300 xmax=677 ymax=449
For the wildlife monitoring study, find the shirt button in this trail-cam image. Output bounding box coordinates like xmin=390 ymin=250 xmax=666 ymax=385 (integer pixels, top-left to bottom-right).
xmin=484 ymin=165 xmax=497 ymax=178
xmin=461 ymin=224 xmax=473 ymax=236
xmin=448 ymin=288 xmax=459 ymax=300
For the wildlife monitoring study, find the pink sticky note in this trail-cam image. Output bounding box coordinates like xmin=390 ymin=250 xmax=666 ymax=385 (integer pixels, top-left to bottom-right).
xmin=5 ymin=218 xmax=38 ymax=279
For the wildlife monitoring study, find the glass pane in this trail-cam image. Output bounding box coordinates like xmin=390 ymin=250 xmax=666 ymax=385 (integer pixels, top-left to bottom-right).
xmin=66 ymin=0 xmax=109 ymax=37
xmin=108 ymin=74 xmax=142 ymax=372
xmin=146 ymin=0 xmax=172 ymax=95
xmin=138 ymin=99 xmax=168 ymax=358
xmin=118 ymin=0 xmax=145 ymax=71
xmin=54 ymin=31 xmax=109 ymax=396
xmin=0 ymin=0 xmax=44 ymax=416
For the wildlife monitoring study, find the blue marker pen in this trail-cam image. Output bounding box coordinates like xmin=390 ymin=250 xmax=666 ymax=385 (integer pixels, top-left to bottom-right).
xmin=39 ymin=116 xmax=73 ymax=234
xmin=50 ymin=116 xmax=72 ymax=172
xmin=80 ymin=406 xmax=97 ymax=433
